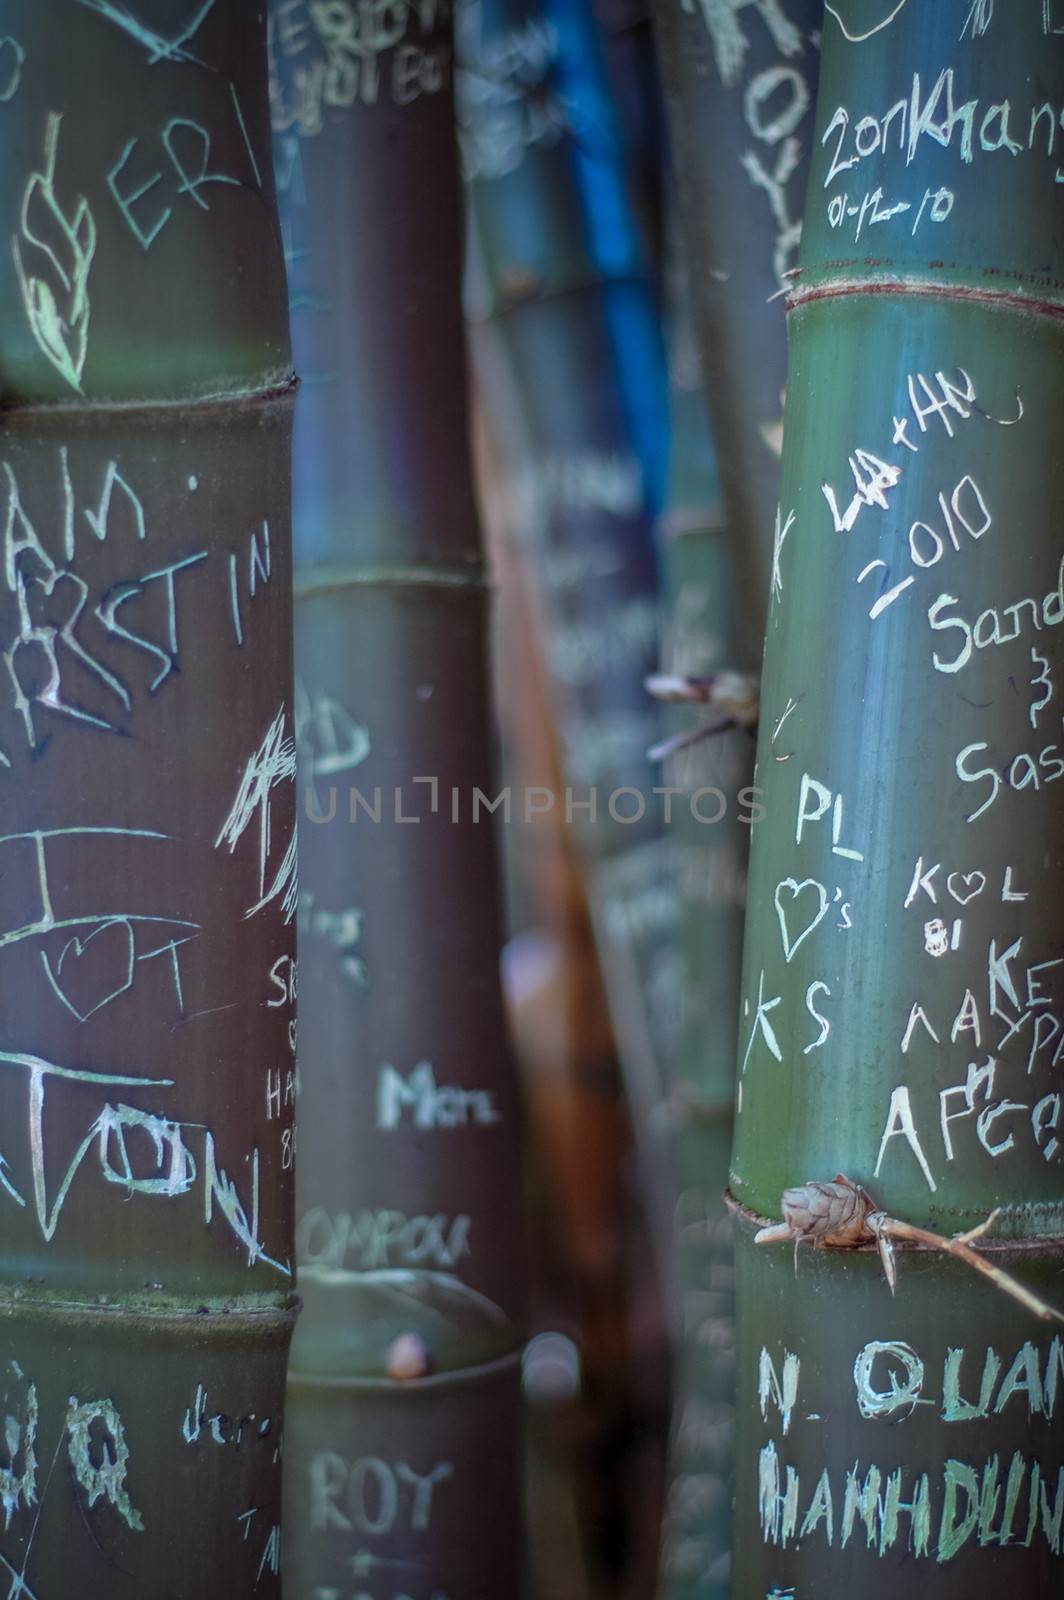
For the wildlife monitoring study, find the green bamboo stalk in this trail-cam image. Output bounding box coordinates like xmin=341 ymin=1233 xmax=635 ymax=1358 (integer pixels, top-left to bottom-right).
xmin=0 ymin=6 xmax=296 ymax=1594
xmin=269 ymin=6 xmax=528 ymax=1595
xmin=730 ymin=5 xmax=1064 ymax=1593
xmin=651 ymin=0 xmax=821 ymax=658
xmin=655 ymin=237 xmax=747 ymax=1600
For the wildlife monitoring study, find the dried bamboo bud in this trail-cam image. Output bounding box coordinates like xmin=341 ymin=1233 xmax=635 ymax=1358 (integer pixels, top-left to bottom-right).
xmin=754 ymin=1176 xmax=1063 ymax=1324
xmin=779 ymin=1175 xmax=874 ymax=1245
xmin=645 ymin=669 xmax=760 ymax=724
xmin=645 ymin=669 xmax=760 ymax=763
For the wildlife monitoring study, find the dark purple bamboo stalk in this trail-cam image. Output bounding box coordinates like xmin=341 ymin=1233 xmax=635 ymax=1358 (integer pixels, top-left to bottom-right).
xmin=270 ymin=5 xmax=529 ymax=1594
xmin=0 ymin=6 xmax=296 ymax=1594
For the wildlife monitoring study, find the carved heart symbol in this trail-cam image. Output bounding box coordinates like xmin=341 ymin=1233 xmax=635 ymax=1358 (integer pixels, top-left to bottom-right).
xmin=947 ymin=871 xmax=986 ymax=906
xmin=774 ymin=879 xmax=829 ymax=963
xmin=42 ymin=918 xmax=135 ymax=1022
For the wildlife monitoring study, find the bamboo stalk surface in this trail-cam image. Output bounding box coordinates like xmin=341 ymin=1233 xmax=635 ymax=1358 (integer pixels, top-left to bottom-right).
xmin=271 ymin=5 xmax=529 ymax=1594
xmin=730 ymin=7 xmax=1064 ymax=1593
xmin=0 ymin=5 xmax=297 ymax=1593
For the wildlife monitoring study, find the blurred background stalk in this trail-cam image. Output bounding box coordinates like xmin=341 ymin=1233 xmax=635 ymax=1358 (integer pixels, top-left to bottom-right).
xmin=647 ymin=9 xmax=822 ymax=1592
xmin=484 ymin=405 xmax=668 ymax=1599
xmin=457 ymin=0 xmax=676 ymax=1256
xmin=653 ymin=228 xmax=747 ymax=1600
xmin=457 ymin=2 xmax=679 ymax=1588
xmin=652 ymin=0 xmax=821 ymax=659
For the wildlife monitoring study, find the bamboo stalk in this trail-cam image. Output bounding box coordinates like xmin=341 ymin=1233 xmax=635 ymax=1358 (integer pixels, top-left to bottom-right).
xmin=0 ymin=6 xmax=296 ymax=1593
xmin=654 ymin=234 xmax=748 ymax=1600
xmin=269 ymin=5 xmax=529 ymax=1594
xmin=457 ymin=0 xmax=680 ymax=1283
xmin=647 ymin=23 xmax=823 ymax=1582
xmin=651 ymin=0 xmax=821 ymax=659
xmin=647 ymin=30 xmax=822 ymax=1577
xmin=485 ymin=434 xmax=674 ymax=1599
xmin=730 ymin=6 xmax=1064 ymax=1593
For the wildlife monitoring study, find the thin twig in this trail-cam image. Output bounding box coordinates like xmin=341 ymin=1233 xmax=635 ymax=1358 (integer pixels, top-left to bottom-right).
xmin=647 ymin=716 xmax=740 ymax=763
xmin=753 ymin=1174 xmax=1064 ymax=1323
xmin=873 ymin=1212 xmax=1063 ymax=1325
